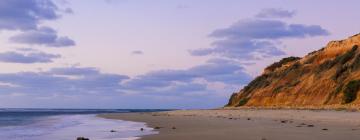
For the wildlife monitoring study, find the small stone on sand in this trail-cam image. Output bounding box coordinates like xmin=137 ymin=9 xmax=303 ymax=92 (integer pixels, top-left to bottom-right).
xmin=154 ymin=126 xmax=162 ymax=129
xmin=77 ymin=137 xmax=89 ymax=140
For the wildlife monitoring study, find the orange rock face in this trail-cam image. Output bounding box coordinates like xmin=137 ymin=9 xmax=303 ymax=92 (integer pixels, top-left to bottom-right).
xmin=227 ymin=34 xmax=360 ymax=108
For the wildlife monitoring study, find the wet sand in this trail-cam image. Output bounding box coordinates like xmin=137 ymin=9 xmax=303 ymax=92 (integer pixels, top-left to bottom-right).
xmin=99 ymin=109 xmax=360 ymax=140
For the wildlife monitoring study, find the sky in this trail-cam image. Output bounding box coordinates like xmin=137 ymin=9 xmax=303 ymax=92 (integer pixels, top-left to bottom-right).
xmin=0 ymin=0 xmax=359 ymax=109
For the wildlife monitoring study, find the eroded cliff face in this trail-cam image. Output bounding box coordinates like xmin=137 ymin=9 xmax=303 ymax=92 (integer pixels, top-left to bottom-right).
xmin=227 ymin=34 xmax=360 ymax=108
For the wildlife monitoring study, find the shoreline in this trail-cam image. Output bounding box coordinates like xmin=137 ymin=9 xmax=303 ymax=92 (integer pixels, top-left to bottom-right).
xmin=99 ymin=109 xmax=360 ymax=140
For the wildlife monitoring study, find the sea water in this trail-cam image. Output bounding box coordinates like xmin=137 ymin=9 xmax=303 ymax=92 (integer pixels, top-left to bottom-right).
xmin=0 ymin=109 xmax=162 ymax=140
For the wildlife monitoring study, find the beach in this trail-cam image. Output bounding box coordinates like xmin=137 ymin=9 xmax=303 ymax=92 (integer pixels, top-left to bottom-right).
xmin=100 ymin=109 xmax=360 ymax=140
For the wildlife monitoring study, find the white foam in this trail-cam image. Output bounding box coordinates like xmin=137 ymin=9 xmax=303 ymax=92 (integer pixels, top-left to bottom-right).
xmin=0 ymin=114 xmax=156 ymax=140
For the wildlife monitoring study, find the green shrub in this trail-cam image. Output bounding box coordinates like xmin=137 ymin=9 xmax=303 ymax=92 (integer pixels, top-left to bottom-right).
xmin=334 ymin=45 xmax=357 ymax=64
xmin=226 ymin=93 xmax=238 ymax=106
xmin=280 ymin=62 xmax=302 ymax=78
xmin=243 ymin=74 xmax=270 ymax=93
xmin=343 ymin=80 xmax=360 ymax=104
xmin=265 ymin=56 xmax=300 ymax=71
xmin=307 ymin=47 xmax=325 ymax=56
xmin=317 ymin=45 xmax=358 ymax=74
xmin=304 ymin=55 xmax=317 ymax=64
xmin=324 ymin=84 xmax=344 ymax=104
xmin=334 ymin=84 xmax=344 ymax=96
xmin=273 ymin=85 xmax=284 ymax=94
xmin=317 ymin=60 xmax=336 ymax=73
xmin=288 ymin=80 xmax=300 ymax=87
xmin=236 ymin=98 xmax=249 ymax=106
xmin=351 ymin=54 xmax=360 ymax=71
xmin=332 ymin=65 xmax=349 ymax=80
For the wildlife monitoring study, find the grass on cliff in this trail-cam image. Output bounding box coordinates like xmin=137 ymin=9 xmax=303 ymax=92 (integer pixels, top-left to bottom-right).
xmin=265 ymin=56 xmax=300 ymax=71
xmin=318 ymin=45 xmax=358 ymax=75
xmin=343 ymin=80 xmax=360 ymax=104
xmin=336 ymin=45 xmax=358 ymax=64
xmin=236 ymin=98 xmax=249 ymax=107
xmin=243 ymin=74 xmax=270 ymax=93
xmin=351 ymin=54 xmax=360 ymax=71
xmin=333 ymin=65 xmax=349 ymax=80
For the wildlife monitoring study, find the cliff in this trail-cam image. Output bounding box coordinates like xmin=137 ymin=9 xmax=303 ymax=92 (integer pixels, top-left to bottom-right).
xmin=226 ymin=33 xmax=360 ymax=108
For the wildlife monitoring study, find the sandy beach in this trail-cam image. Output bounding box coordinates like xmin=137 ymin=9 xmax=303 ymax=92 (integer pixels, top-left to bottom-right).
xmin=100 ymin=109 xmax=360 ymax=140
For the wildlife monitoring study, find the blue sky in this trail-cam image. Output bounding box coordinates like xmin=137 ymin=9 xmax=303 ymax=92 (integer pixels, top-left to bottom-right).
xmin=0 ymin=0 xmax=359 ymax=109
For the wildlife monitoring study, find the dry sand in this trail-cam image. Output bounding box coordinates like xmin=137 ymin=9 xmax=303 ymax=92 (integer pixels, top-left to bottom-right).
xmin=99 ymin=109 xmax=360 ymax=140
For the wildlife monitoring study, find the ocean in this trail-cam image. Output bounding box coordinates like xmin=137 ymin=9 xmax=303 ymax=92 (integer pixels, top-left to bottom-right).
xmin=0 ymin=109 xmax=166 ymax=140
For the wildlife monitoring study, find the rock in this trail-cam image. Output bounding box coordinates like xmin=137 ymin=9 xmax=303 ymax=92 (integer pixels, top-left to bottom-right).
xmin=247 ymin=118 xmax=251 ymax=120
xmin=307 ymin=124 xmax=314 ymax=127
xmin=110 ymin=130 xmax=116 ymax=132
xmin=154 ymin=126 xmax=162 ymax=129
xmin=140 ymin=128 xmax=144 ymax=131
xmin=77 ymin=137 xmax=89 ymax=140
xmin=172 ymin=126 xmax=176 ymax=129
xmin=322 ymin=128 xmax=328 ymax=131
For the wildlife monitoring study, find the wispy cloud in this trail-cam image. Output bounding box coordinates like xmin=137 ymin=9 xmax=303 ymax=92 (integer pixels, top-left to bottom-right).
xmin=256 ymin=8 xmax=296 ymax=19
xmin=10 ymin=27 xmax=75 ymax=47
xmin=190 ymin=9 xmax=329 ymax=60
xmin=0 ymin=0 xmax=59 ymax=31
xmin=122 ymin=58 xmax=252 ymax=96
xmin=0 ymin=51 xmax=60 ymax=63
xmin=0 ymin=0 xmax=75 ymax=47
xmin=131 ymin=50 xmax=144 ymax=55
xmin=0 ymin=66 xmax=129 ymax=95
xmin=0 ymin=57 xmax=251 ymax=99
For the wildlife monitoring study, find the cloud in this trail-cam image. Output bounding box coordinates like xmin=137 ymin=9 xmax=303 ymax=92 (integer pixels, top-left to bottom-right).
xmin=191 ymin=40 xmax=286 ymax=60
xmin=210 ymin=19 xmax=329 ymax=40
xmin=0 ymin=51 xmax=60 ymax=63
xmin=0 ymin=67 xmax=129 ymax=95
xmin=188 ymin=59 xmax=252 ymax=84
xmin=123 ymin=58 xmax=252 ymax=95
xmin=16 ymin=48 xmax=37 ymax=52
xmin=176 ymin=4 xmax=189 ymax=9
xmin=0 ymin=58 xmax=250 ymax=108
xmin=124 ymin=69 xmax=195 ymax=90
xmin=0 ymin=0 xmax=59 ymax=31
xmin=0 ymin=1 xmax=75 ymax=47
xmin=191 ymin=17 xmax=329 ymax=60
xmin=9 ymin=27 xmax=75 ymax=47
xmin=64 ymin=8 xmax=74 ymax=14
xmin=131 ymin=50 xmax=143 ymax=55
xmin=0 ymin=65 xmax=221 ymax=97
xmin=256 ymin=8 xmax=296 ymax=18
xmin=49 ymin=67 xmax=100 ymax=76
